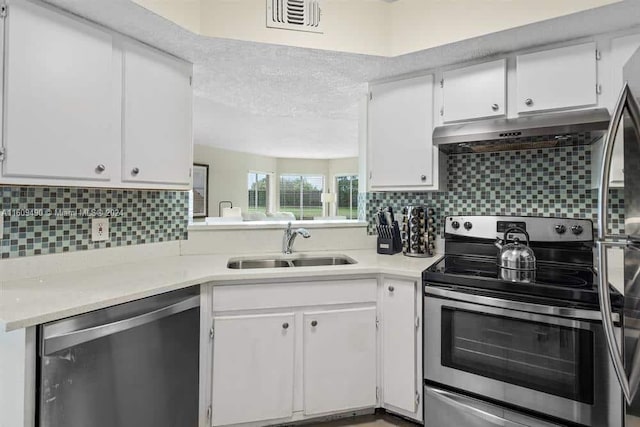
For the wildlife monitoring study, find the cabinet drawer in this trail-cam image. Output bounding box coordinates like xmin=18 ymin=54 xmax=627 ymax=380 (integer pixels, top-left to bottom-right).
xmin=212 ymin=279 xmax=377 ymax=312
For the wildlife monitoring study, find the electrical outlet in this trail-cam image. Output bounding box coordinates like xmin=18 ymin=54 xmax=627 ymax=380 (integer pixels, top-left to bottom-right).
xmin=91 ymin=217 xmax=109 ymax=242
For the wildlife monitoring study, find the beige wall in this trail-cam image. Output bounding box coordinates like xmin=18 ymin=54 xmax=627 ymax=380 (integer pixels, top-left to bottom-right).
xmin=133 ymin=0 xmax=202 ymax=33
xmin=194 ymin=144 xmax=358 ymax=217
xmin=132 ymin=0 xmax=620 ymax=56
xmin=194 ymin=144 xmax=277 ymax=217
xmin=388 ymin=0 xmax=622 ymax=56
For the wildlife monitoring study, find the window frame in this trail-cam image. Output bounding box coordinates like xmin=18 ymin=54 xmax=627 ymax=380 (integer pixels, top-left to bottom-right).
xmin=278 ymin=173 xmax=326 ymax=220
xmin=247 ymin=170 xmax=272 ymax=214
xmin=333 ymin=173 xmax=359 ymax=219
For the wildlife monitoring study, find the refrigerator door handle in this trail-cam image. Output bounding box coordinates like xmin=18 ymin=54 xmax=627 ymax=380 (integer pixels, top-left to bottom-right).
xmin=597 ymin=82 xmax=640 ymax=404
xmin=597 ymin=241 xmax=634 ymax=403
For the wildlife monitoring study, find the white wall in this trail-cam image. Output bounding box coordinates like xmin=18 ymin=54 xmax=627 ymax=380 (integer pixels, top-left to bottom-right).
xmin=131 ymin=0 xmax=619 ymax=56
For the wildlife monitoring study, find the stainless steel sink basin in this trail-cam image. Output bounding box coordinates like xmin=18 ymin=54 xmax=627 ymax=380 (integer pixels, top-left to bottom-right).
xmin=227 ymin=255 xmax=356 ymax=269
xmin=291 ymin=256 xmax=355 ymax=267
xmin=227 ymin=259 xmax=292 ymax=269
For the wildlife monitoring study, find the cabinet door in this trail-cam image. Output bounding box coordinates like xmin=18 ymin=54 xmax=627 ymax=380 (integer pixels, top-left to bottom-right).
xmin=442 ymin=59 xmax=506 ymax=122
xmin=211 ymin=313 xmax=295 ymax=426
xmin=303 ymin=306 xmax=377 ymax=415
xmin=610 ymin=35 xmax=640 ymax=186
xmin=382 ymin=280 xmax=417 ymax=414
xmin=517 ymin=42 xmax=597 ymax=113
xmin=3 ymin=1 xmax=113 ymax=181
xmin=122 ymin=43 xmax=192 ymax=186
xmin=368 ymin=75 xmax=436 ymax=190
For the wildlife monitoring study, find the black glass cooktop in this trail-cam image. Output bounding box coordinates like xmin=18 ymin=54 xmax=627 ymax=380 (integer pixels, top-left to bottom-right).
xmin=424 ymin=255 xmax=623 ymax=308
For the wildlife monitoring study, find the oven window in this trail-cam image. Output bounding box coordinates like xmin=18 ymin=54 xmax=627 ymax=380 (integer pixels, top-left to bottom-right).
xmin=441 ymin=308 xmax=594 ymax=404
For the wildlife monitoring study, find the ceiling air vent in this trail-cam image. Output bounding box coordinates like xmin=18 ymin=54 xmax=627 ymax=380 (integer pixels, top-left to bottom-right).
xmin=267 ymin=0 xmax=323 ymax=34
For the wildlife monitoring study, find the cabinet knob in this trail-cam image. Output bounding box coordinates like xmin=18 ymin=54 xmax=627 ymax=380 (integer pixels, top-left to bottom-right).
xmin=95 ymin=164 xmax=106 ymax=173
xmin=311 ymin=320 xmax=318 ymax=327
xmin=525 ymin=98 xmax=534 ymax=107
xmin=131 ymin=167 xmax=140 ymax=176
xmin=420 ymin=175 xmax=427 ymax=181
xmin=388 ymin=285 xmax=395 ymax=292
xmin=282 ymin=322 xmax=289 ymax=330
xmin=491 ymin=103 xmax=499 ymax=111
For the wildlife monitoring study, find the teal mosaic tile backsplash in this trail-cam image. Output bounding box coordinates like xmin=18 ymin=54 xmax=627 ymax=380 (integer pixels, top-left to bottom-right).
xmin=367 ymin=145 xmax=625 ymax=236
xmin=1 ymin=186 xmax=189 ymax=259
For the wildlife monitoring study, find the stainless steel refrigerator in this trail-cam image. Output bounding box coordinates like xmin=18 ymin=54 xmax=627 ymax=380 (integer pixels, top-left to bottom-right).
xmin=598 ymin=46 xmax=640 ymax=426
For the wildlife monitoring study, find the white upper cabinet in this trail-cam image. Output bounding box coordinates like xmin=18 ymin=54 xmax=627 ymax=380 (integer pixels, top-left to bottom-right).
xmin=368 ymin=75 xmax=444 ymax=191
xmin=442 ymin=59 xmax=507 ymax=123
xmin=122 ymin=43 xmax=193 ymax=186
xmin=591 ymin=34 xmax=640 ymax=189
xmin=2 ymin=1 xmax=114 ymax=181
xmin=516 ymin=42 xmax=597 ymax=113
xmin=303 ymin=307 xmax=377 ymax=416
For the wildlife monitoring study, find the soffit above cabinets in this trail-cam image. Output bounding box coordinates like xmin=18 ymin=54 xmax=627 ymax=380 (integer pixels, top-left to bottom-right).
xmin=129 ymin=0 xmax=622 ymax=57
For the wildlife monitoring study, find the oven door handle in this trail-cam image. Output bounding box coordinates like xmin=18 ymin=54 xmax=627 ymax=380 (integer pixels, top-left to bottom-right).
xmin=425 ymin=286 xmax=619 ymax=323
xmin=428 ymin=387 xmax=544 ymax=427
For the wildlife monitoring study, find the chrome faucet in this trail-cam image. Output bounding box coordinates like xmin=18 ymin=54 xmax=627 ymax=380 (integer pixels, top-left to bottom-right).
xmin=283 ymin=222 xmax=311 ymax=254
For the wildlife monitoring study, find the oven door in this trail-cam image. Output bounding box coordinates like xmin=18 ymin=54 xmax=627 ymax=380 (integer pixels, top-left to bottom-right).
xmin=424 ymin=286 xmax=623 ymax=427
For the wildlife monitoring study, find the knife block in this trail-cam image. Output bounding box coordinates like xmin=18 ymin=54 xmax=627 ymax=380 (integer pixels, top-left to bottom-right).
xmin=376 ymin=222 xmax=402 ymax=255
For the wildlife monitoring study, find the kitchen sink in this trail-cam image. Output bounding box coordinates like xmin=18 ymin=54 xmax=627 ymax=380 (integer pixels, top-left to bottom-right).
xmin=227 ymin=255 xmax=357 ymax=269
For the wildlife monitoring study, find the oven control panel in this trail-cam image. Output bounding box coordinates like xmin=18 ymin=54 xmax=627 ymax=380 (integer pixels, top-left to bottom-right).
xmin=444 ymin=215 xmax=594 ymax=242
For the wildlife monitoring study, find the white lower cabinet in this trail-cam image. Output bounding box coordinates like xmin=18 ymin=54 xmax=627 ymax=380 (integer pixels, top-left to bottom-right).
xmin=382 ymin=279 xmax=419 ymax=416
xmin=207 ymin=279 xmax=379 ymax=427
xmin=211 ymin=313 xmax=295 ymax=426
xmin=205 ymin=277 xmax=421 ymax=426
xmin=380 ymin=279 xmax=422 ymax=422
xmin=303 ymin=307 xmax=377 ymax=415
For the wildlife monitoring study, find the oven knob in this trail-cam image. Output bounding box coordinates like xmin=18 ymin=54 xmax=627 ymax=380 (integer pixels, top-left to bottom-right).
xmin=451 ymin=221 xmax=460 ymax=230
xmin=555 ymin=224 xmax=567 ymax=234
xmin=571 ymin=225 xmax=584 ymax=235
xmin=464 ymin=221 xmax=473 ymax=230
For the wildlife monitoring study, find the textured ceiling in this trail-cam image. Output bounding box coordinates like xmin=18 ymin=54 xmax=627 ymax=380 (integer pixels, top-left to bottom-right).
xmin=42 ymin=0 xmax=640 ymax=158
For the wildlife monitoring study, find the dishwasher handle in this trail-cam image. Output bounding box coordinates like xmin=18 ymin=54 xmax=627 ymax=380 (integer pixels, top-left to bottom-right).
xmin=43 ymin=295 xmax=200 ymax=355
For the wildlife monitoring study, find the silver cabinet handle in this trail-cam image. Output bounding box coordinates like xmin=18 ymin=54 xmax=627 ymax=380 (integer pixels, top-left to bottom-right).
xmin=131 ymin=167 xmax=140 ymax=176
xmin=491 ymin=103 xmax=499 ymax=111
xmin=525 ymin=98 xmax=533 ymax=106
xmin=282 ymin=322 xmax=289 ymax=329
xmin=388 ymin=285 xmax=395 ymax=292
xmin=597 ymin=82 xmax=640 ymax=404
xmin=420 ymin=175 xmax=427 ymax=181
xmin=95 ymin=164 xmax=106 ymax=173
xmin=42 ymin=295 xmax=200 ymax=355
xmin=311 ymin=320 xmax=318 ymax=327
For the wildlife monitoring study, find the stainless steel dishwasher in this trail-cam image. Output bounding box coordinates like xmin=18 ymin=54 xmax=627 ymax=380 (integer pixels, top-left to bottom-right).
xmin=37 ymin=287 xmax=200 ymax=427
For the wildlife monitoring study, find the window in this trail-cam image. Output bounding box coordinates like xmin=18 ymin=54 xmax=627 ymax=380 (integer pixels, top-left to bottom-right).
xmin=335 ymin=175 xmax=358 ymax=219
xmin=248 ymin=172 xmax=270 ymax=213
xmin=279 ymin=175 xmax=324 ymax=220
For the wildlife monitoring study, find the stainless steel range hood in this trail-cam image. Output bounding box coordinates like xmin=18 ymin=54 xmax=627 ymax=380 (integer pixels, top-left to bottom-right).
xmin=433 ymin=108 xmax=611 ymax=154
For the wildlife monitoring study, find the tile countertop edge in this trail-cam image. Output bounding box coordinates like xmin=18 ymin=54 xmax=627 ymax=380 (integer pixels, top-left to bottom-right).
xmin=1 ymin=250 xmax=441 ymax=332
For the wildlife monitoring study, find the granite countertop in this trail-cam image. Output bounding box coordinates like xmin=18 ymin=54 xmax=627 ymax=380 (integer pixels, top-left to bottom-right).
xmin=0 ymin=249 xmax=441 ymax=331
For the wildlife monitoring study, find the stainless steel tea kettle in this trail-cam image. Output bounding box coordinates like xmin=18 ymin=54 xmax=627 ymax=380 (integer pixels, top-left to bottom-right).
xmin=495 ymin=227 xmax=537 ymax=282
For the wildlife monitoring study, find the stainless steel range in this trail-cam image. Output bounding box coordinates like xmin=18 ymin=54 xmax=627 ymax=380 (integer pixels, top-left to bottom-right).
xmin=423 ymin=215 xmax=624 ymax=427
